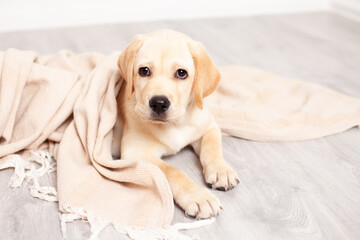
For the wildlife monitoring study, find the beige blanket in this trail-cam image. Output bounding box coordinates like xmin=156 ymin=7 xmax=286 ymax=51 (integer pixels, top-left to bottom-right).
xmin=209 ymin=66 xmax=360 ymax=141
xmin=0 ymin=49 xmax=359 ymax=236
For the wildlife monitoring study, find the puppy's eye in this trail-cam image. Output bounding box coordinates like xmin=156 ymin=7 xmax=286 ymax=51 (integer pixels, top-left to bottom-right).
xmin=139 ymin=67 xmax=150 ymax=77
xmin=175 ymin=69 xmax=188 ymax=79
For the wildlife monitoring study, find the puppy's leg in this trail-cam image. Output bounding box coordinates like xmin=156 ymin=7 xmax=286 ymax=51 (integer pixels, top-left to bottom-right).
xmin=122 ymin=143 xmax=222 ymax=219
xmin=146 ymin=157 xmax=222 ymax=219
xmin=195 ymin=126 xmax=239 ymax=191
xmin=121 ymin=128 xmax=221 ymax=218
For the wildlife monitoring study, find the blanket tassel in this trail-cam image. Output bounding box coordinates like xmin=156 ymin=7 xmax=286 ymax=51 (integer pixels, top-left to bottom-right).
xmin=0 ymin=150 xmax=57 ymax=201
xmin=1 ymin=151 xmax=215 ymax=240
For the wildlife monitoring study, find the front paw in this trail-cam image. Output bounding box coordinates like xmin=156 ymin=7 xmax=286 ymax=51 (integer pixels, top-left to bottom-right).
xmin=204 ymin=163 xmax=239 ymax=191
xmin=175 ymin=187 xmax=222 ymax=219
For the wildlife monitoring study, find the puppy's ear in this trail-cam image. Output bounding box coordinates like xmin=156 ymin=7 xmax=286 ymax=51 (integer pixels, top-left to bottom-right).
xmin=187 ymin=41 xmax=221 ymax=109
xmin=117 ymin=34 xmax=145 ymax=99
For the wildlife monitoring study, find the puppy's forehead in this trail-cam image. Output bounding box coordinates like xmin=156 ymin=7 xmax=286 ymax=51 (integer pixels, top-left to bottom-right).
xmin=136 ymin=35 xmax=193 ymax=65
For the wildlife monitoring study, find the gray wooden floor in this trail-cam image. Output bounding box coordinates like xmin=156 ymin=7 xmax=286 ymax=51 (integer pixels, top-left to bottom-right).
xmin=1 ymin=12 xmax=360 ymax=240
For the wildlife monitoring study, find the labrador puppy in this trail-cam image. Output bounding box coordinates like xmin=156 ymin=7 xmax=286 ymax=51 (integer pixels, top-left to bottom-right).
xmin=115 ymin=30 xmax=239 ymax=219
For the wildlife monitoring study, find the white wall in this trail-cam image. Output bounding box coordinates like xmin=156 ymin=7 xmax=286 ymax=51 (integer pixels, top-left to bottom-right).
xmin=0 ymin=0 xmax=330 ymax=32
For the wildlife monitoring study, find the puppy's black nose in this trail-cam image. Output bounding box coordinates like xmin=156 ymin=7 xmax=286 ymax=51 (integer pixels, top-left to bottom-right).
xmin=149 ymin=96 xmax=170 ymax=114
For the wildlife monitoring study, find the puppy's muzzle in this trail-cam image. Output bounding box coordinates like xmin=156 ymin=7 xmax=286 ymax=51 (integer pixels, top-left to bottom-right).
xmin=149 ymin=96 xmax=170 ymax=115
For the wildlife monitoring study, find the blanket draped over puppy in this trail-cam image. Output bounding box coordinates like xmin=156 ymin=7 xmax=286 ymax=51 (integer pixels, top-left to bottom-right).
xmin=0 ymin=49 xmax=360 ymax=230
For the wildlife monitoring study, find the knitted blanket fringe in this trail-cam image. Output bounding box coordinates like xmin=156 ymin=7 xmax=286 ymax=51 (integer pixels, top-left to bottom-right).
xmin=0 ymin=150 xmax=214 ymax=240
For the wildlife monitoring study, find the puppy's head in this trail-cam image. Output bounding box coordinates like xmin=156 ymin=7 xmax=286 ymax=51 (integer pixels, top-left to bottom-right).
xmin=118 ymin=29 xmax=220 ymax=123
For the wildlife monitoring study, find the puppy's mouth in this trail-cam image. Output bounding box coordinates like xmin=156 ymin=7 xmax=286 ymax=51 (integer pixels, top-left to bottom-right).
xmin=148 ymin=113 xmax=169 ymax=123
xmin=134 ymin=103 xmax=184 ymax=124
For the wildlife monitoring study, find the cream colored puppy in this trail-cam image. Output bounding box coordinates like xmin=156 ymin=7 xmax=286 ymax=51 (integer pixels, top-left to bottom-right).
xmin=115 ymin=30 xmax=239 ymax=219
